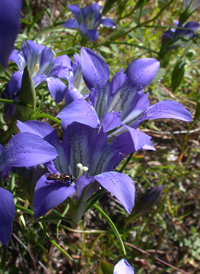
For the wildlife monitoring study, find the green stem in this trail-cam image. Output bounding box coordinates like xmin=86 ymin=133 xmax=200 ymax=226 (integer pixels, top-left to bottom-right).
xmin=119 ymin=153 xmax=134 ymax=173
xmin=56 ymin=204 xmax=70 ymax=238
xmin=15 ymin=204 xmax=34 ymax=215
xmin=93 ymin=204 xmax=126 ymax=255
xmin=0 ymin=245 xmax=8 ymax=271
xmin=36 ymin=113 xmax=61 ymax=124
xmin=38 ymin=223 xmax=73 ymax=260
xmin=0 ymin=98 xmax=36 ymax=109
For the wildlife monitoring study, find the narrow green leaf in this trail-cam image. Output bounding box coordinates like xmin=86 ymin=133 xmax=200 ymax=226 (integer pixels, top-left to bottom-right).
xmin=171 ymin=60 xmax=185 ymax=92
xmin=19 ymin=66 xmax=36 ymax=121
xmin=0 ymin=245 xmax=8 ymax=270
xmin=135 ymin=0 xmax=146 ymax=10
xmin=15 ymin=204 xmax=34 ymax=215
xmin=38 ymin=222 xmax=73 ymax=260
xmin=32 ymin=222 xmax=47 ymax=247
xmin=194 ymin=101 xmax=200 ymax=122
xmin=84 ymin=189 xmax=106 ymax=214
xmin=93 ymin=204 xmax=126 ymax=255
xmin=102 ymin=0 xmax=116 ymax=15
xmin=37 ymin=113 xmax=61 ymax=124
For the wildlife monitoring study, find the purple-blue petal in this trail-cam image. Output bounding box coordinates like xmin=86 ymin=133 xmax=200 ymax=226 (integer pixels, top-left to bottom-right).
xmin=110 ymin=69 xmax=127 ymax=95
xmin=114 ymin=259 xmax=134 ymax=274
xmin=0 ymin=188 xmax=15 ymax=245
xmin=144 ymin=100 xmax=193 ymax=122
xmin=76 ymin=176 xmax=92 ymax=199
xmin=0 ymin=132 xmax=57 ymax=169
xmin=63 ymin=19 xmax=79 ymax=29
xmin=54 ymin=55 xmax=72 ymax=69
xmin=90 ymin=3 xmax=101 ymax=12
xmin=23 ymin=40 xmax=45 ymax=74
xmin=94 ymin=172 xmax=135 ymax=214
xmin=108 ymin=125 xmax=155 ymax=152
xmin=125 ymin=58 xmax=160 ymax=89
xmin=47 ymin=77 xmax=66 ymax=103
xmin=87 ymin=30 xmax=99 ymax=41
xmin=183 ymin=21 xmax=200 ymax=32
xmin=57 ymin=99 xmax=100 ymax=130
xmin=65 ymin=87 xmax=83 ymax=106
xmin=32 ymin=74 xmax=47 ymax=87
xmin=121 ymin=91 xmax=150 ymax=127
xmin=6 ymin=70 xmax=23 ymax=96
xmin=81 ymin=47 xmax=110 ymax=89
xmin=0 ymin=0 xmax=21 ymax=68
xmin=9 ymin=49 xmax=24 ymax=70
xmin=101 ymin=112 xmax=122 ymax=132
xmin=33 ymin=175 xmax=76 ymax=218
xmin=39 ymin=46 xmax=54 ymax=69
xmin=68 ymin=4 xmax=81 ymax=15
xmin=101 ymin=18 xmax=115 ymax=27
xmin=17 ymin=120 xmax=59 ymax=142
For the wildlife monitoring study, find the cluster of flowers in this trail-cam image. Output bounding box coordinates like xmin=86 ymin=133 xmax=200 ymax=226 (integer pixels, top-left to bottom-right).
xmin=1 ymin=40 xmax=192 ymax=243
xmin=0 ymin=0 xmax=195 ymax=272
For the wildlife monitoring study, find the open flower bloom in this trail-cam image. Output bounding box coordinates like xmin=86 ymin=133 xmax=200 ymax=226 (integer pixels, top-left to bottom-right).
xmin=5 ymin=40 xmax=71 ymax=103
xmin=0 ymin=0 xmax=21 ymax=68
xmin=17 ymin=120 xmax=136 ymax=223
xmin=0 ymin=188 xmax=15 ymax=245
xmin=63 ymin=3 xmax=115 ymax=41
xmin=113 ymin=259 xmax=134 ymax=274
xmin=162 ymin=20 xmax=199 ymax=50
xmin=60 ymin=47 xmax=192 ymax=149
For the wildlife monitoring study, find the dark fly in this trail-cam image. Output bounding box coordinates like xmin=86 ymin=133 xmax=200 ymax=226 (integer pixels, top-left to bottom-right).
xmin=46 ymin=173 xmax=76 ymax=186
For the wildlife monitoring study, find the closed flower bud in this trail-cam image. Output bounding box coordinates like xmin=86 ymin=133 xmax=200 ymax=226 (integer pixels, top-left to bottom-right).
xmin=19 ymin=66 xmax=36 ymax=121
xmin=125 ymin=185 xmax=164 ymax=224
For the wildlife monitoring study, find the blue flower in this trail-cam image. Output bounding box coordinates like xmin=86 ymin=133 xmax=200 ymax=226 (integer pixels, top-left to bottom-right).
xmin=0 ymin=188 xmax=15 ymax=245
xmin=0 ymin=0 xmax=21 ymax=68
xmin=59 ymin=47 xmax=192 ymax=151
xmin=6 ymin=40 xmax=71 ymax=103
xmin=16 ymin=120 xmax=136 ymax=222
xmin=0 ymin=127 xmax=59 ymax=243
xmin=162 ymin=21 xmax=199 ymax=50
xmin=63 ymin=3 xmax=115 ymax=41
xmin=113 ymin=259 xmax=134 ymax=274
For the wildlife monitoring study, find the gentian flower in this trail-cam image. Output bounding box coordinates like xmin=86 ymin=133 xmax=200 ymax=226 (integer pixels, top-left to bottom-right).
xmin=0 ymin=130 xmax=58 ymax=243
xmin=6 ymin=40 xmax=71 ymax=103
xmin=63 ymin=3 xmax=115 ymax=41
xmin=0 ymin=0 xmax=21 ymax=69
xmin=17 ymin=120 xmax=137 ymax=224
xmin=0 ymin=188 xmax=15 ymax=245
xmin=113 ymin=259 xmax=134 ymax=274
xmin=76 ymin=47 xmax=192 ymax=147
xmin=161 ymin=20 xmax=199 ymax=50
